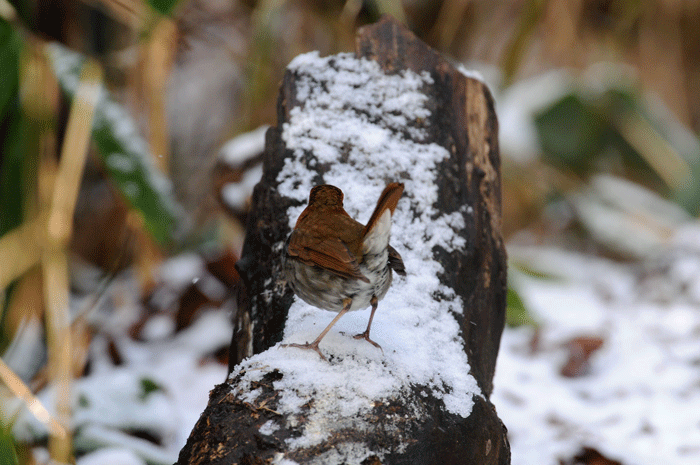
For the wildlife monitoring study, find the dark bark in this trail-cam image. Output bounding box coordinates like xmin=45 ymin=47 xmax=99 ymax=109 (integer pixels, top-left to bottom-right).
xmin=177 ymin=370 xmax=508 ymax=465
xmin=182 ymin=15 xmax=509 ymax=465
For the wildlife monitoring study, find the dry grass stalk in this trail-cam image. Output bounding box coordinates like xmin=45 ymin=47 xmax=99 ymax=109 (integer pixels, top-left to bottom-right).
xmin=144 ymin=18 xmax=176 ymax=173
xmin=0 ymin=358 xmax=68 ymax=439
xmin=0 ymin=220 xmax=42 ymax=290
xmin=41 ymin=58 xmax=102 ymax=464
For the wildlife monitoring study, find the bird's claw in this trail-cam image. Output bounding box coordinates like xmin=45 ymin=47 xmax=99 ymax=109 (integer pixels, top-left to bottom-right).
xmin=282 ymin=342 xmax=328 ymax=361
xmin=353 ymin=331 xmax=383 ymax=353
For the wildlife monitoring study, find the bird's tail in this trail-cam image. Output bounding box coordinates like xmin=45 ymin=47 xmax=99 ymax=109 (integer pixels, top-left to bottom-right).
xmin=362 ymin=182 xmax=404 ymax=256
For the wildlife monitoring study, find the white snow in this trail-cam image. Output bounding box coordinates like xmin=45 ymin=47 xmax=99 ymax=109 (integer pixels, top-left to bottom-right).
xmin=259 ymin=420 xmax=280 ymax=436
xmin=456 ymin=63 xmax=485 ymax=82
xmin=106 ymin=153 xmax=137 ymax=173
xmin=221 ymin=164 xmax=263 ymax=209
xmin=229 ymin=51 xmax=481 ymax=459
xmin=158 ymin=253 xmax=206 ymax=290
xmin=12 ymin=271 xmax=230 ymax=464
xmin=495 ymin=69 xmax=574 ymax=163
xmin=219 ymin=125 xmax=268 ymax=166
xmin=569 ymin=174 xmax=691 ymax=258
xmin=494 ymin=240 xmax=700 ymax=465
xmin=218 ymin=126 xmax=268 ymax=210
xmin=140 ymin=314 xmax=176 ymax=341
xmin=76 ymin=446 xmax=146 ymax=465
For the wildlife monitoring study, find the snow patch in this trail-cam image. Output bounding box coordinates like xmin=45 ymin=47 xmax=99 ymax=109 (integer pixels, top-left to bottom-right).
xmin=495 ymin=243 xmax=700 ymax=465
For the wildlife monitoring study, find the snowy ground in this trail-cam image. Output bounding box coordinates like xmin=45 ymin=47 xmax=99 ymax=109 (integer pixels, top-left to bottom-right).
xmin=9 ymin=255 xmax=232 ymax=465
xmin=493 ymin=233 xmax=700 ymax=465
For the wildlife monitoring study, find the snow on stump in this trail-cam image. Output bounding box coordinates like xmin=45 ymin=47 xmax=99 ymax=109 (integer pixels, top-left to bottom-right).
xmin=177 ymin=16 xmax=509 ymax=465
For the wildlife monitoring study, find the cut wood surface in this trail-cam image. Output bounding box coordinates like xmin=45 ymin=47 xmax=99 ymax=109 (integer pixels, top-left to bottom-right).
xmin=177 ymin=15 xmax=509 ymax=465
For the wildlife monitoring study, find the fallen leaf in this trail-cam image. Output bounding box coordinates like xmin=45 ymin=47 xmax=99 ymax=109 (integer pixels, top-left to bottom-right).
xmin=561 ymin=336 xmax=605 ymax=377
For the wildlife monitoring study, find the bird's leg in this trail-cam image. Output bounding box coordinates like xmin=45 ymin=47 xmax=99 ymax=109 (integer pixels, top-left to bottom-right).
xmin=283 ymin=298 xmax=352 ymax=360
xmin=353 ymin=295 xmax=383 ymax=352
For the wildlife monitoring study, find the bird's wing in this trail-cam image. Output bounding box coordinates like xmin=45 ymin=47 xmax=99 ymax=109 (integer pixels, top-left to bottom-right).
xmin=288 ymin=229 xmax=370 ymax=283
xmin=387 ymin=245 xmax=406 ymax=276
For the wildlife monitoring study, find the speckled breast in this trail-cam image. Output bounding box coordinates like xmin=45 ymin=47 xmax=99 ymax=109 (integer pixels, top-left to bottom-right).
xmin=283 ymin=247 xmax=393 ymax=313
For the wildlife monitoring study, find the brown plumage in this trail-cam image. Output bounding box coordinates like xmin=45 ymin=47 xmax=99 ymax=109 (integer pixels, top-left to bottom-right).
xmin=283 ymin=183 xmax=406 ymax=359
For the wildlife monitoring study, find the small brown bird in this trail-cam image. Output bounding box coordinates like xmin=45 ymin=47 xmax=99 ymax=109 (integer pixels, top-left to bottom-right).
xmin=282 ymin=182 xmax=406 ymax=359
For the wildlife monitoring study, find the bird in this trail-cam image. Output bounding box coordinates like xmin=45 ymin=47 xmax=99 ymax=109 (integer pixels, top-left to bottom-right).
xmin=282 ymin=182 xmax=406 ymax=359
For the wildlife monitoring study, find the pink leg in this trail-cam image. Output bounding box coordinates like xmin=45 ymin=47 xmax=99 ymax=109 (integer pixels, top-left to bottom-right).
xmin=353 ymin=295 xmax=383 ymax=352
xmin=283 ymin=298 xmax=352 ymax=360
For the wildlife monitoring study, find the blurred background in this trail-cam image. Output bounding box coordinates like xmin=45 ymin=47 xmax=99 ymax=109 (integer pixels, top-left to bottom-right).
xmin=1 ymin=1 xmax=700 ymax=464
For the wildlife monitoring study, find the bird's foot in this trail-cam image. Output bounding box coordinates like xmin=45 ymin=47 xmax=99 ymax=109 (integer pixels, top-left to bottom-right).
xmin=282 ymin=341 xmax=327 ymax=361
xmin=353 ymin=331 xmax=383 ymax=353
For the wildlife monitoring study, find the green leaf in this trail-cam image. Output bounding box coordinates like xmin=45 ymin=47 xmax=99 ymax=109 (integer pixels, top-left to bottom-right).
xmin=510 ymin=261 xmax=563 ymax=281
xmin=535 ymin=93 xmax=606 ymax=172
xmin=506 ymin=286 xmax=538 ymax=328
xmin=45 ymin=43 xmax=182 ymax=246
xmin=139 ymin=377 xmax=163 ymax=399
xmin=147 ymin=0 xmax=182 ymax=16
xmin=674 ymin=163 xmax=700 ymax=216
xmin=535 ymin=83 xmax=700 ymax=217
xmin=0 ymin=106 xmax=27 ymax=348
xmin=0 ymin=21 xmax=33 ymax=351
xmin=0 ymin=428 xmax=18 ymax=465
xmin=0 ymin=106 xmax=27 ymax=237
xmin=0 ymin=18 xmax=21 ymax=121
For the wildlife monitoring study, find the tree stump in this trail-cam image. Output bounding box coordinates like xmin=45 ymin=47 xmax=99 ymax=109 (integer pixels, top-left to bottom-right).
xmin=177 ymin=16 xmax=509 ymax=465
